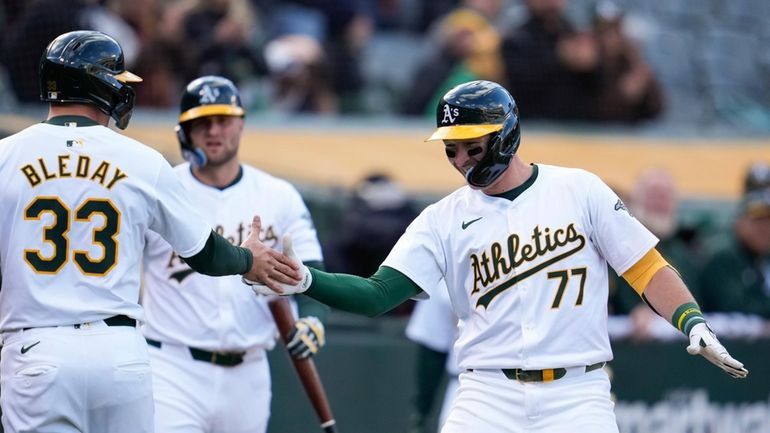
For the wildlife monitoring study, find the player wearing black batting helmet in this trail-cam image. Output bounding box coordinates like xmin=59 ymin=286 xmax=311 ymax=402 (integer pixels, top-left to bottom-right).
xmin=175 ymin=75 xmax=245 ymax=167
xmin=144 ymin=74 xmax=328 ymax=433
xmin=247 ymin=78 xmax=748 ymax=433
xmin=39 ymin=30 xmax=142 ymax=130
xmin=1 ymin=30 xmax=300 ymax=433
xmin=426 ymin=80 xmax=521 ymax=188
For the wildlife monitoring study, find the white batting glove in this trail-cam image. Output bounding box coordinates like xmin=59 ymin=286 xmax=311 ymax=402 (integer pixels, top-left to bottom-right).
xmin=242 ymin=235 xmax=312 ymax=296
xmin=287 ymin=316 xmax=326 ymax=359
xmin=687 ymin=322 xmax=748 ymax=378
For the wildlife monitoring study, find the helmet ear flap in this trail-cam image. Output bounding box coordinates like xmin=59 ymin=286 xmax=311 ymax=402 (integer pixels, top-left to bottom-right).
xmin=111 ymin=85 xmax=136 ymax=130
xmin=496 ymin=110 xmax=520 ymax=158
xmin=465 ymin=111 xmax=520 ymax=188
xmin=466 ymin=136 xmax=513 ymax=188
xmin=175 ymin=124 xmax=206 ymax=168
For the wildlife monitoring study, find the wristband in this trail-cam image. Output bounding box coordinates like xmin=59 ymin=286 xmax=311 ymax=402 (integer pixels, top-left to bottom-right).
xmin=672 ymin=302 xmax=706 ymax=335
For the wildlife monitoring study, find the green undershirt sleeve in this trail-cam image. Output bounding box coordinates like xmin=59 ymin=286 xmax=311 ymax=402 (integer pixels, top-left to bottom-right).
xmin=410 ymin=345 xmax=449 ymax=428
xmin=306 ymin=266 xmax=423 ymax=317
xmin=181 ymin=231 xmax=253 ymax=276
xmin=296 ymin=261 xmax=330 ymax=323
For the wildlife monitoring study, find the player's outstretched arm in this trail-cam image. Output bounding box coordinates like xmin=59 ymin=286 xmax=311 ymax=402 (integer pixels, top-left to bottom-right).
xmin=642 ymin=266 xmax=748 ymax=378
xmin=244 ymin=235 xmax=422 ymax=317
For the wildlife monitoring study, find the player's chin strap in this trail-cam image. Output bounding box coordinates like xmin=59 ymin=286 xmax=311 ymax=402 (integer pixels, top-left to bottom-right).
xmin=175 ymin=124 xmax=207 ymax=168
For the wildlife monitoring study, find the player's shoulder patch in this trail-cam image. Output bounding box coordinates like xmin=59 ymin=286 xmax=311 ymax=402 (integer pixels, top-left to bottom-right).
xmin=614 ymin=198 xmax=628 ymax=212
xmin=613 ymin=198 xmax=635 ymax=218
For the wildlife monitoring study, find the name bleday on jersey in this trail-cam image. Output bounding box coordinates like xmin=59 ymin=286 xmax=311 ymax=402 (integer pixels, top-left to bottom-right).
xmin=20 ymin=153 xmax=128 ymax=190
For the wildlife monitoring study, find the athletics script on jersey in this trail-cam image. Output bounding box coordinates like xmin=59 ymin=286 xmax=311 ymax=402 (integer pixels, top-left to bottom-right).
xmin=165 ymin=222 xmax=279 ymax=283
xmin=20 ymin=153 xmax=128 ymax=189
xmin=471 ymin=223 xmax=585 ymax=309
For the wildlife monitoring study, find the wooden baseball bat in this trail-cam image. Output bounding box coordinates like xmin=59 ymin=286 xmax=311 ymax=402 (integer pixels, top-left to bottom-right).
xmin=268 ymin=297 xmax=338 ymax=433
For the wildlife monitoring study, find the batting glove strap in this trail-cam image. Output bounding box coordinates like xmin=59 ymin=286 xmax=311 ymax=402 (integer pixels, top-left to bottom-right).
xmin=287 ymin=316 xmax=326 ymax=359
xmin=687 ymin=322 xmax=749 ymax=379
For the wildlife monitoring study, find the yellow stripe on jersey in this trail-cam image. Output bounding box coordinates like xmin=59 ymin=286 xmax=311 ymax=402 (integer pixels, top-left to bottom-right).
xmin=622 ymin=248 xmax=670 ymax=295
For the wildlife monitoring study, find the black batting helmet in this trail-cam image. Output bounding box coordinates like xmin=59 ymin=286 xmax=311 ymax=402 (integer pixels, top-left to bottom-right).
xmin=426 ymin=80 xmax=521 ymax=188
xmin=39 ymin=31 xmax=142 ymax=130
xmin=175 ymin=76 xmax=245 ymax=167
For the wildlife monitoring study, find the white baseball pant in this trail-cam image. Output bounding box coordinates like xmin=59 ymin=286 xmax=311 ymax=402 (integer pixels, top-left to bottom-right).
xmin=1 ymin=323 xmax=153 ymax=433
xmin=147 ymin=342 xmax=270 ymax=433
xmin=442 ymin=366 xmax=618 ymax=433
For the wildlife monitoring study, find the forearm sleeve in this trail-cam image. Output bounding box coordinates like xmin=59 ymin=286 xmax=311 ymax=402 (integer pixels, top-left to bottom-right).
xmin=306 ymin=266 xmax=423 ymax=317
xmin=181 ymin=231 xmax=253 ymax=276
xmin=296 ymin=261 xmax=330 ymax=322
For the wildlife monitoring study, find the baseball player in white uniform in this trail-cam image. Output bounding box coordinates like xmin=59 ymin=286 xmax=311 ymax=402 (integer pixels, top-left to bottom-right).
xmin=141 ymin=75 xmax=328 ymax=433
xmin=248 ymin=80 xmax=749 ymax=433
xmin=0 ymin=32 xmax=299 ymax=433
xmin=406 ymin=285 xmax=461 ymax=433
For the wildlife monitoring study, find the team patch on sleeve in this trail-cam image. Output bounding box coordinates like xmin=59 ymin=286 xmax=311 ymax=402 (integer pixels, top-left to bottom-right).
xmin=614 ymin=199 xmax=629 ymax=213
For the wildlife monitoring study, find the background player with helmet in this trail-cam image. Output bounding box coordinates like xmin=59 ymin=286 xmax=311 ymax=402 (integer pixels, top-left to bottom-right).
xmin=247 ymin=80 xmax=748 ymax=433
xmin=141 ymin=75 xmax=329 ymax=433
xmin=0 ymin=31 xmax=299 ymax=433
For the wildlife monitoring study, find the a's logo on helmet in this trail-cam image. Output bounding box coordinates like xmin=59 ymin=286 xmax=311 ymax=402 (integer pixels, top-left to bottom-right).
xmin=199 ymin=85 xmax=220 ymax=104
xmin=442 ymin=104 xmax=460 ymax=124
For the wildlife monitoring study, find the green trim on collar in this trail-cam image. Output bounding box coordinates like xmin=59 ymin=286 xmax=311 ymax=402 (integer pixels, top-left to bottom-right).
xmin=45 ymin=116 xmax=101 ymax=127
xmin=494 ymin=164 xmax=539 ymax=201
xmin=220 ymin=165 xmax=244 ymax=190
xmin=189 ymin=165 xmax=244 ymax=191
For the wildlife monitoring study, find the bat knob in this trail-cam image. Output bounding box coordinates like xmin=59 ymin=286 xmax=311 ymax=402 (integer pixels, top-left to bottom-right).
xmin=321 ymin=420 xmax=337 ymax=433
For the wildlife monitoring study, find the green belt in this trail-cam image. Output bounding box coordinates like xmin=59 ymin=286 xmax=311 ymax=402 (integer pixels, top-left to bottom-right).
xmin=501 ymin=361 xmax=606 ymax=382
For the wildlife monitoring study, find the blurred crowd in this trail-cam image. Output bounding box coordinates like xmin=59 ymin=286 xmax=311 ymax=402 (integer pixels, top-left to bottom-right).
xmin=3 ymin=0 xmax=767 ymax=128
xmin=9 ymin=0 xmax=758 ymax=124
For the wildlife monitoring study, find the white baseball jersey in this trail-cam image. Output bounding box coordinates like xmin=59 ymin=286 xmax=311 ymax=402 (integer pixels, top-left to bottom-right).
xmin=384 ymin=164 xmax=658 ymax=370
xmin=0 ymin=121 xmax=211 ymax=331
xmin=141 ymin=162 xmax=323 ymax=352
